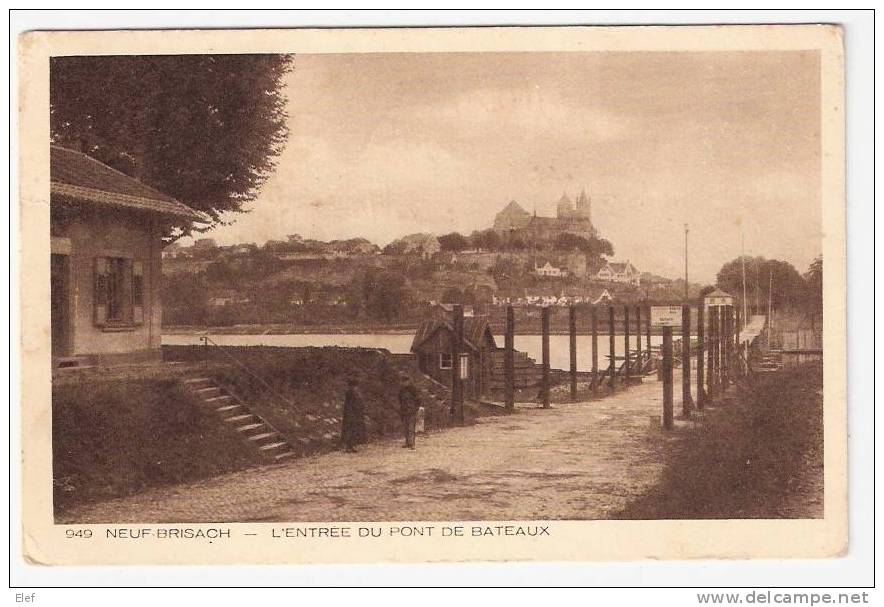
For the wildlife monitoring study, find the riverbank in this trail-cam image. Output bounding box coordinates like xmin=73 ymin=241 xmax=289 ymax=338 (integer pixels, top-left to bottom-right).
xmin=164 ymin=323 xmax=673 ymax=337
xmin=615 ymin=362 xmax=824 ymax=519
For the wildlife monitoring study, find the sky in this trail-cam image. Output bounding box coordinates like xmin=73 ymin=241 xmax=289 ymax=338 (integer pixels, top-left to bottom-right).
xmin=201 ymin=51 xmax=821 ymax=283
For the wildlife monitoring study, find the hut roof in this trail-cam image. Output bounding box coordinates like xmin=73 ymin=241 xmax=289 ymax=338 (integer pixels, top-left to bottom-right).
xmin=411 ymin=316 xmax=496 ymax=353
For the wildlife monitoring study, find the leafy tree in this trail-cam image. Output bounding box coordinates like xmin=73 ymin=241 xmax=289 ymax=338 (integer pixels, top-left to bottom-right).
xmin=383 ymin=240 xmax=408 ymax=255
xmin=716 ymin=256 xmax=805 ymax=311
xmin=804 ymin=255 xmax=823 ymax=312
xmin=50 ymin=55 xmax=292 ymax=229
xmin=507 ymin=236 xmax=527 ymax=251
xmin=359 ymin=270 xmax=410 ymax=321
xmin=161 ymin=272 xmax=208 ymax=325
xmin=554 ymin=232 xmax=589 ymax=251
xmin=438 ymin=232 xmax=469 ymax=252
xmin=469 ymin=229 xmax=502 ymax=251
xmin=441 ymin=287 xmax=465 ymax=304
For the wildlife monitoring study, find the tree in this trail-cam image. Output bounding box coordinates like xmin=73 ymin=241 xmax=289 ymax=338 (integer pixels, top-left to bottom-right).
xmin=715 ymin=256 xmax=806 ymax=311
xmin=554 ymin=232 xmax=589 ymax=251
xmin=359 ymin=270 xmax=411 ymax=321
xmin=470 ymin=229 xmax=501 ymax=251
xmin=440 ymin=287 xmax=465 ymax=304
xmin=438 ymin=232 xmax=469 ymax=252
xmin=50 ymin=55 xmax=292 ymax=229
xmin=804 ymin=255 xmax=823 ymax=312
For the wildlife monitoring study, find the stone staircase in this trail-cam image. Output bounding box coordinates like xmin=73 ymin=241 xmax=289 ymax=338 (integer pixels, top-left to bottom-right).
xmin=183 ymin=377 xmax=296 ymax=462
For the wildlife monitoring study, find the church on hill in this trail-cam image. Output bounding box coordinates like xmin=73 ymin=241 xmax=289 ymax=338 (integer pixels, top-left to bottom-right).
xmin=492 ymin=189 xmax=597 ymax=244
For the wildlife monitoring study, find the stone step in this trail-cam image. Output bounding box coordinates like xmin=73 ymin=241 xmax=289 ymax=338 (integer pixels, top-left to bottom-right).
xmin=259 ymin=441 xmax=288 ymax=451
xmin=196 ymin=387 xmax=222 ymax=398
xmin=235 ymin=422 xmax=264 ymax=433
xmin=225 ymin=413 xmax=257 ymax=423
xmin=204 ymin=395 xmax=233 ymax=405
xmin=184 ymin=377 xmax=213 ymax=387
xmin=216 ymin=404 xmax=242 ymax=413
xmin=274 ymin=451 xmax=297 ymax=461
xmin=247 ymin=432 xmax=280 ymax=442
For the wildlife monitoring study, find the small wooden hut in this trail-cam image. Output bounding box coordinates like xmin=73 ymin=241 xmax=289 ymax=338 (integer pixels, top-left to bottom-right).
xmin=410 ymin=316 xmax=497 ymax=400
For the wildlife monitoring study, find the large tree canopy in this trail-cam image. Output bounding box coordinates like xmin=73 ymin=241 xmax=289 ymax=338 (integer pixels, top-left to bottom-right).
xmin=716 ymin=256 xmax=808 ymax=311
xmin=50 ymin=54 xmax=292 ymax=228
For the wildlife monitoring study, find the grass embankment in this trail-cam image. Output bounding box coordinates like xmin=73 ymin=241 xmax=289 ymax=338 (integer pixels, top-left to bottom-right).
xmin=53 ymin=378 xmax=262 ymax=515
xmin=163 ymin=346 xmax=456 ymax=454
xmin=616 ymin=363 xmax=824 ymax=519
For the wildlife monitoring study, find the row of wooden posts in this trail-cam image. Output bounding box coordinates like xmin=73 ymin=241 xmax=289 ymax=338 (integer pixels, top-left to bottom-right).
xmin=448 ymin=303 xmax=744 ymax=429
xmin=660 ymin=303 xmax=743 ymax=431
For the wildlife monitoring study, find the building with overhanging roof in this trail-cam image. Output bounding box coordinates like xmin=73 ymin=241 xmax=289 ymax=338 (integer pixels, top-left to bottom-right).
xmin=50 ymin=145 xmax=203 ymax=365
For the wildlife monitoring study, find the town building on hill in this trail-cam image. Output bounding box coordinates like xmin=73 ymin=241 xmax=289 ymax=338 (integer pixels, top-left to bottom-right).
xmin=596 ymin=260 xmax=641 ymax=286
xmin=533 ymin=260 xmax=566 ymax=277
xmin=491 ymin=188 xmax=598 ymax=245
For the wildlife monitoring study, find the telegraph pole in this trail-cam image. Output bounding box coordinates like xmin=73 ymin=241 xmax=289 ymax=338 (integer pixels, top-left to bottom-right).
xmin=741 ymin=229 xmax=748 ymax=322
xmin=684 ymin=223 xmax=689 ymax=302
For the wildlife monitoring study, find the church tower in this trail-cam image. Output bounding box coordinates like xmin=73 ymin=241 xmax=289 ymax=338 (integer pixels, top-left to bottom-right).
xmin=576 ymin=188 xmax=591 ymax=222
xmin=556 ymin=192 xmax=573 ymax=218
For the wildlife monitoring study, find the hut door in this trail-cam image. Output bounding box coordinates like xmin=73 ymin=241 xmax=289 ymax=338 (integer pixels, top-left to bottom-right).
xmin=51 ymin=254 xmax=72 ymax=358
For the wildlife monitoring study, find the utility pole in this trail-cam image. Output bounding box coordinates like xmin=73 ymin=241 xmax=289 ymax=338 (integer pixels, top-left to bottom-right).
xmin=684 ymin=223 xmax=689 ymax=302
xmin=740 ymin=229 xmax=748 ymax=322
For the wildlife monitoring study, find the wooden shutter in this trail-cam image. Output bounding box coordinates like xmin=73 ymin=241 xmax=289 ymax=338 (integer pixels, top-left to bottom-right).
xmin=132 ymin=260 xmax=144 ymax=324
xmin=93 ymin=257 xmax=109 ymax=326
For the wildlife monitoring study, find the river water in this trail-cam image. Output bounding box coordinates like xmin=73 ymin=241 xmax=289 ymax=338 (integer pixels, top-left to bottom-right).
xmin=163 ymin=333 xmax=665 ymax=372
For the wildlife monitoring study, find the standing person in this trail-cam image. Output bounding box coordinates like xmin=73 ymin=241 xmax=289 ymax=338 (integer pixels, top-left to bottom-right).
xmin=397 ymin=373 xmax=421 ymax=449
xmin=341 ymin=378 xmax=364 ymax=453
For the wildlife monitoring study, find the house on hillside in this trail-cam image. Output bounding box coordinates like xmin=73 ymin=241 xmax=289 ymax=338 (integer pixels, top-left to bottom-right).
xmin=592 ymin=288 xmax=614 ymax=305
xmin=534 ymin=260 xmax=566 ymax=277
xmin=411 ymin=316 xmax=497 ymax=400
xmin=596 ymin=260 xmax=641 ymax=285
xmin=50 ymin=145 xmax=202 ymax=366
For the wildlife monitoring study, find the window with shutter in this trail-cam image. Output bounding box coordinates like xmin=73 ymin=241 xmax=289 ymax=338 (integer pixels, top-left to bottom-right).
xmin=94 ymin=256 xmax=140 ymax=327
xmin=94 ymin=258 xmax=109 ymax=325
xmin=132 ymin=260 xmax=144 ymax=324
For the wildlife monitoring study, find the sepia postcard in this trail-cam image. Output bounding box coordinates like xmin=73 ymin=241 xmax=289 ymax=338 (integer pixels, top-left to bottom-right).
xmin=18 ymin=24 xmax=846 ymax=566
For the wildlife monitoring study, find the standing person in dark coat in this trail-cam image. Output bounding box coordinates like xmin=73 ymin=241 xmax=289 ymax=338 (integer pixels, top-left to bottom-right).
xmin=397 ymin=373 xmax=421 ymax=449
xmin=341 ymin=378 xmax=365 ymax=453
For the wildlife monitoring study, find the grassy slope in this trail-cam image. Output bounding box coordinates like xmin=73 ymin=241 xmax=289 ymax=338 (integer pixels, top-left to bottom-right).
xmin=164 ymin=346 xmax=455 ymax=455
xmin=52 ymin=379 xmax=262 ymax=514
xmin=616 ymin=364 xmax=824 ymax=519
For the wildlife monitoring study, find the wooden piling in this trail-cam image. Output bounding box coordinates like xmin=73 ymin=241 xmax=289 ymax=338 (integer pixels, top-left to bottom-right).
xmin=707 ymin=306 xmax=717 ymax=401
xmin=681 ymin=304 xmax=692 ymax=417
xmin=719 ymin=307 xmax=727 ymax=389
xmin=608 ymin=306 xmax=617 ymax=390
xmin=645 ymin=304 xmax=652 ymax=363
xmin=623 ymin=305 xmax=631 ymax=383
xmin=696 ymin=304 xmax=706 ymax=410
xmin=722 ymin=307 xmax=731 ymax=388
xmin=662 ymin=326 xmax=674 ymax=430
xmin=504 ymin=305 xmax=515 ymax=412
xmin=541 ymin=306 xmax=550 ymax=409
xmin=451 ymin=304 xmax=465 ymax=425
xmin=569 ymin=305 xmax=577 ymax=402
xmin=635 ymin=305 xmax=642 ymax=371
xmin=591 ymin=306 xmax=599 ymax=394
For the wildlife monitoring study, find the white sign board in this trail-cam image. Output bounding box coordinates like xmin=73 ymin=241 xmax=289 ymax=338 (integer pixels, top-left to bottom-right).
xmin=651 ymin=305 xmax=683 ymax=328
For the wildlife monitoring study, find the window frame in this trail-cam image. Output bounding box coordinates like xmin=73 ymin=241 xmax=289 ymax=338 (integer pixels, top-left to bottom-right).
xmin=93 ymin=255 xmax=145 ymax=329
xmin=439 ymin=352 xmax=453 ymax=370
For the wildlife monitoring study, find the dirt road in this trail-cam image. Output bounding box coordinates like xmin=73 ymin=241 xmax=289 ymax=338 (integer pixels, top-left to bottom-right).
xmin=60 ymin=377 xmax=675 ymax=523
